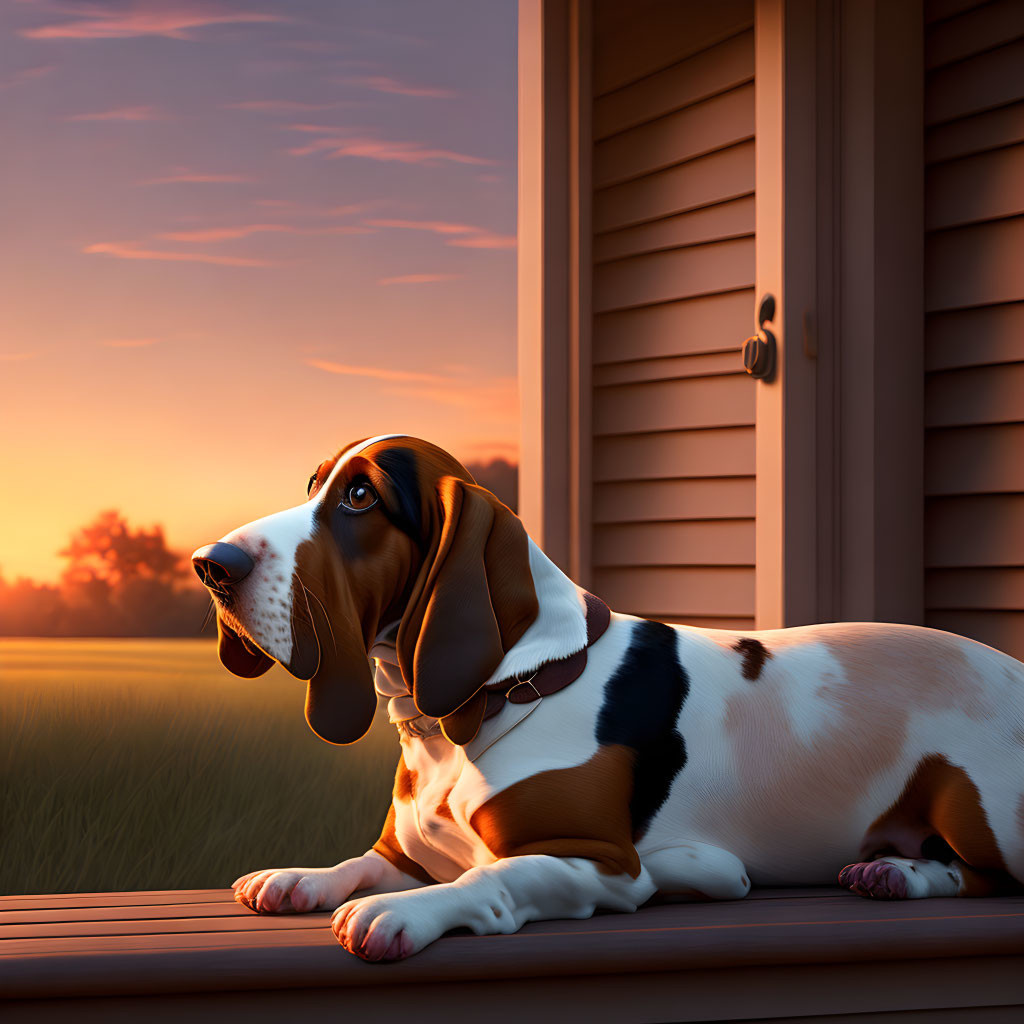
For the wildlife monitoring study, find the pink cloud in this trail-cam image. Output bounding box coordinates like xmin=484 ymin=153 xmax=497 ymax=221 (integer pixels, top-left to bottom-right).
xmin=250 ymin=199 xmax=385 ymax=219
xmin=461 ymin=438 xmax=520 ymax=460
xmin=448 ymin=232 xmax=517 ymax=250
xmin=21 ymin=5 xmax=288 ymax=41
xmin=304 ymin=360 xmax=448 ymax=384
xmin=366 ymin=218 xmax=478 ymax=236
xmin=0 ymin=352 xmax=36 ymax=362
xmin=377 ymin=273 xmax=462 ymax=285
xmin=141 ymin=170 xmax=254 ymax=185
xmin=342 ymin=75 xmax=455 ymax=99
xmin=68 ymin=106 xmax=166 ymax=122
xmin=367 ymin=219 xmax=516 ymax=250
xmin=380 ymin=378 xmax=517 ymax=415
xmin=288 ymin=135 xmax=493 ymax=167
xmin=101 ymin=338 xmax=161 ymax=348
xmin=286 ymin=123 xmax=348 ymax=134
xmin=157 ymin=223 xmax=372 ymax=242
xmin=83 ymin=241 xmax=276 ymax=267
xmin=226 ymin=99 xmax=345 ymax=114
xmin=0 ymin=65 xmax=55 ymax=89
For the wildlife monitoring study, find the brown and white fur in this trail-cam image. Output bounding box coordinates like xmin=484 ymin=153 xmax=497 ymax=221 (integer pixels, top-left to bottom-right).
xmin=193 ymin=435 xmax=1024 ymax=962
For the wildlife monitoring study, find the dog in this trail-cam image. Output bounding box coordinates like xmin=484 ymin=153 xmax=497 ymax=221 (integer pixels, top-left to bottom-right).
xmin=192 ymin=434 xmax=1024 ymax=962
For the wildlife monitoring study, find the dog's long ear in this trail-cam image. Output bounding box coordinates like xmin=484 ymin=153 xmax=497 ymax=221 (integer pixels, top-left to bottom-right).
xmin=296 ymin=570 xmax=378 ymax=747
xmin=397 ymin=476 xmax=538 ymax=728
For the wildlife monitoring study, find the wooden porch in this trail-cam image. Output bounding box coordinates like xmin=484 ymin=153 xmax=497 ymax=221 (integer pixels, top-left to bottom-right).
xmin=3 ymin=886 xmax=1023 ymax=1022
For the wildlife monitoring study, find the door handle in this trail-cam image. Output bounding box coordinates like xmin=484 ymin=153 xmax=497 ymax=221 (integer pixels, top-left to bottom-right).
xmin=743 ymin=294 xmax=776 ymax=380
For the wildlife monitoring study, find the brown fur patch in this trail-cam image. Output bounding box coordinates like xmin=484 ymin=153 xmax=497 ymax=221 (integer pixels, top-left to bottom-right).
xmin=862 ymin=754 xmax=1007 ymax=871
xmin=394 ymin=754 xmax=417 ymax=801
xmin=470 ymin=744 xmax=641 ymax=877
xmin=372 ymin=804 xmax=434 ymax=884
xmin=436 ymin=793 xmax=456 ymax=821
xmin=733 ymin=637 xmax=770 ymax=680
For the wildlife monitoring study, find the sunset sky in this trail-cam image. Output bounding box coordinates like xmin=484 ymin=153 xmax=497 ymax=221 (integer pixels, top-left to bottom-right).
xmin=0 ymin=0 xmax=516 ymax=582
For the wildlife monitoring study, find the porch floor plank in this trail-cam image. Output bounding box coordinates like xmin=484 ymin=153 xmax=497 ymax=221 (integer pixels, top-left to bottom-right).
xmin=2 ymin=887 xmax=1023 ymax=1019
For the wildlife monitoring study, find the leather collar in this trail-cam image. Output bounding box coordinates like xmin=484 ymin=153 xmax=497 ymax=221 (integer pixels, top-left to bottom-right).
xmin=439 ymin=590 xmax=610 ymax=744
xmin=371 ymin=590 xmax=611 ymax=746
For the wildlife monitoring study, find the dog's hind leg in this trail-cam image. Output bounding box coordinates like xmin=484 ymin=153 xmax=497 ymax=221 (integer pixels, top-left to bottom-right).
xmin=642 ymin=841 xmax=751 ymax=900
xmin=839 ymin=857 xmax=961 ymax=899
xmin=847 ymin=753 xmax=1024 ymax=899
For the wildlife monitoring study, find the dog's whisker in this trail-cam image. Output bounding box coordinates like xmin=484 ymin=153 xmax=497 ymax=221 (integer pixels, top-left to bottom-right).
xmin=300 ymin=578 xmax=338 ymax=658
xmin=294 ymin=570 xmax=338 ymax=657
xmin=199 ymin=597 xmax=217 ymax=635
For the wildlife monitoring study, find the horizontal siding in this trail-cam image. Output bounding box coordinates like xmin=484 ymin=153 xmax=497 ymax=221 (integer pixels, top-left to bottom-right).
xmin=925 ymin=609 xmax=1024 ymax=655
xmin=593 ymin=520 xmax=754 ymax=568
xmin=593 ymin=351 xmax=743 ymax=387
xmin=594 ymin=30 xmax=754 ymax=139
xmin=593 ymin=237 xmax=754 ymax=313
xmin=925 ymin=0 xmax=1024 ymax=69
xmin=594 ymin=83 xmax=754 ymax=189
xmin=593 ymin=373 xmax=754 ymax=435
xmin=925 ymin=36 xmax=1024 ymax=125
xmin=926 ymin=301 xmax=1024 ymax=371
xmin=926 ymin=568 xmax=1024 ymax=609
xmin=594 ymin=142 xmax=754 ymax=234
xmin=592 ymin=567 xmax=755 ymax=619
xmin=590 ymin=6 xmax=756 ymax=626
xmin=924 ymin=17 xmax=1024 ymax=662
xmin=925 ymin=0 xmax=990 ymax=26
xmin=925 ymin=100 xmax=1024 ymax=164
xmin=594 ymin=195 xmax=754 ymax=264
xmin=924 ymin=215 xmax=1024 ymax=311
xmin=593 ymin=427 xmax=755 ymax=482
xmin=592 ymin=0 xmax=753 ymax=97
xmin=925 ymin=100 xmax=1024 ymax=165
xmin=593 ymin=289 xmax=754 ymax=364
xmin=593 ymin=478 xmax=755 ymax=524
xmin=925 ymin=361 xmax=1024 ymax=426
xmin=925 ymin=143 xmax=1024 ymax=230
xmin=926 ymin=495 xmax=1024 ymax=566
xmin=926 ymin=423 xmax=1024 ymax=495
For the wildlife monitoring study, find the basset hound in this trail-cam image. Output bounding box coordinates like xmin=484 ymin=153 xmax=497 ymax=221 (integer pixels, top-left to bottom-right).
xmin=193 ymin=434 xmax=1024 ymax=962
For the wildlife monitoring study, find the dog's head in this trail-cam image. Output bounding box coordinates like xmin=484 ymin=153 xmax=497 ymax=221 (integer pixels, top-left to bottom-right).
xmin=192 ymin=435 xmax=538 ymax=745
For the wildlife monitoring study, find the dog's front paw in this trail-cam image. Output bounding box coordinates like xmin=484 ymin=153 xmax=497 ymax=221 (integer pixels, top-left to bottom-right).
xmin=233 ymin=866 xmax=351 ymax=914
xmin=331 ymin=892 xmax=439 ymax=962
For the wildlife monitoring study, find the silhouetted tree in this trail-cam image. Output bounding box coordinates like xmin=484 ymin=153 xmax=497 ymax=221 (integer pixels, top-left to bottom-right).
xmin=60 ymin=510 xmax=181 ymax=588
xmin=465 ymin=458 xmax=517 ymax=512
xmin=0 ymin=511 xmax=211 ymax=637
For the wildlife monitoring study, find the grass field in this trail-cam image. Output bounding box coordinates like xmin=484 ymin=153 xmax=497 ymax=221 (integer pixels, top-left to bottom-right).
xmin=0 ymin=638 xmax=399 ymax=896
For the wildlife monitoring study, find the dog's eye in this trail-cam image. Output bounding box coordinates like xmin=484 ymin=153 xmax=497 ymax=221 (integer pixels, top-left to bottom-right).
xmin=342 ymin=482 xmax=378 ymax=512
xmin=307 ymin=473 xmax=317 ymax=496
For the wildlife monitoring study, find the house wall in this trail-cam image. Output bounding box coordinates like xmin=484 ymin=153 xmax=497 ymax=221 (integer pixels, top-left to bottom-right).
xmin=922 ymin=0 xmax=1024 ymax=661
xmin=588 ymin=0 xmax=758 ymax=628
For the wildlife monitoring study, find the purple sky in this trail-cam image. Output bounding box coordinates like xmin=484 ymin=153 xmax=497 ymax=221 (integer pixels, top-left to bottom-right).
xmin=0 ymin=0 xmax=517 ymax=581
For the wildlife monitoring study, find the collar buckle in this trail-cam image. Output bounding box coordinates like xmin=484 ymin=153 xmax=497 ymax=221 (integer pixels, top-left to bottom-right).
xmin=505 ymin=672 xmax=542 ymax=704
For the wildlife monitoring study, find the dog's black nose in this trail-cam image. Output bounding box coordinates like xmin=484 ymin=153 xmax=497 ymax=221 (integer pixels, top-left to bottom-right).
xmin=192 ymin=543 xmax=255 ymax=591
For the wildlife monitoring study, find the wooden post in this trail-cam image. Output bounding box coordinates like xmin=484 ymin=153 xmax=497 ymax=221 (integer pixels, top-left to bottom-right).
xmin=754 ymin=0 xmax=819 ymax=628
xmin=517 ymin=0 xmax=591 ymax=576
xmin=754 ymin=0 xmax=923 ymax=628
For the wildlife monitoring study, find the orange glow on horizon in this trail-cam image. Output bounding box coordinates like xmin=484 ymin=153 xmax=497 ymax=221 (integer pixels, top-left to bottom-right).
xmin=0 ymin=1 xmax=518 ymax=587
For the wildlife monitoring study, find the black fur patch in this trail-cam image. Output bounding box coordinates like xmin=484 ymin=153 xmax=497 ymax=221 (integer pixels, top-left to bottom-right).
xmin=373 ymin=447 xmax=423 ymax=541
xmin=595 ymin=620 xmax=689 ymax=840
xmin=733 ymin=637 xmax=771 ymax=681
